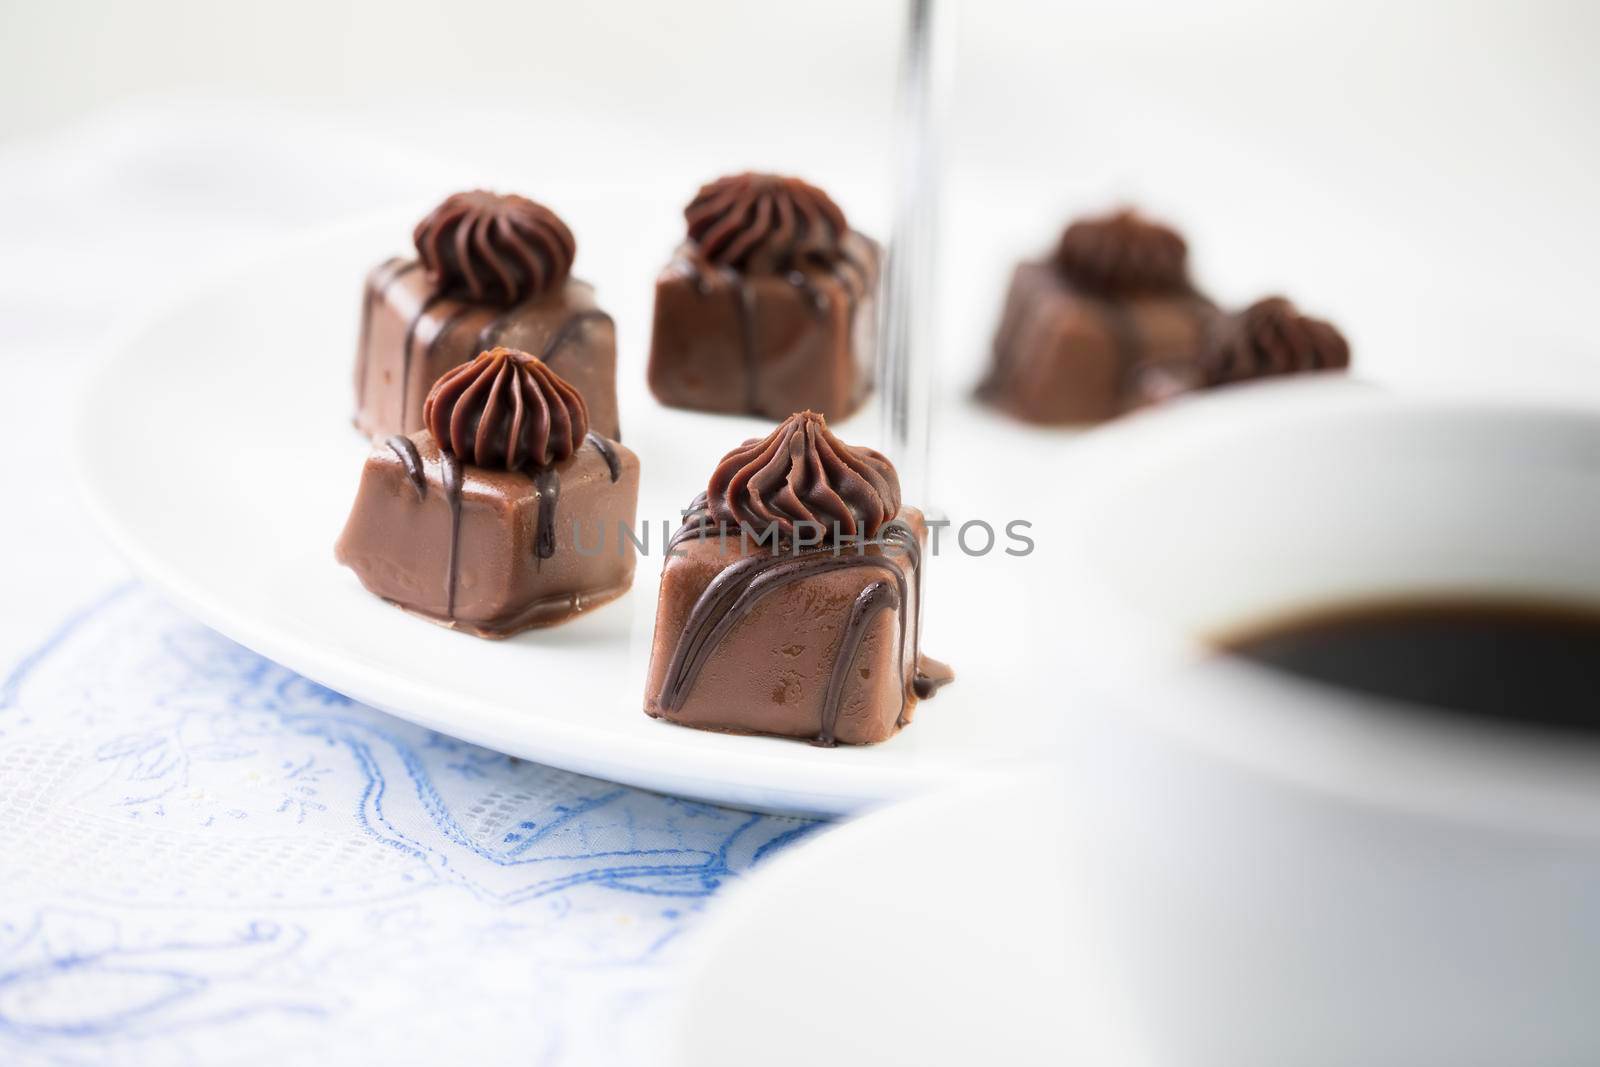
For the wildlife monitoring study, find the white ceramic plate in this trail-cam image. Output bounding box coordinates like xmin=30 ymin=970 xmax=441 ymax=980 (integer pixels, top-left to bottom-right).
xmin=673 ymin=772 xmax=1092 ymax=1066
xmin=73 ymin=216 xmax=1076 ymax=815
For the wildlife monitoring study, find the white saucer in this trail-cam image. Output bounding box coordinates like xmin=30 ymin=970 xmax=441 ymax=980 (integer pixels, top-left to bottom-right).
xmin=73 ymin=214 xmax=1075 ymax=815
xmin=674 ymin=772 xmax=1097 ymax=1066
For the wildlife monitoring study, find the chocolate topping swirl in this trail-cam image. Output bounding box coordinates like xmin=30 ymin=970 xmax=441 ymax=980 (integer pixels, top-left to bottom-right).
xmin=422 ymin=347 xmax=589 ymax=470
xmin=413 ymin=190 xmax=576 ymax=305
xmin=1054 ymin=209 xmax=1189 ymax=296
xmin=685 ymin=173 xmax=849 ymax=273
xmin=1204 ymin=296 xmax=1351 ymax=386
xmin=707 ymin=411 xmax=901 ymax=540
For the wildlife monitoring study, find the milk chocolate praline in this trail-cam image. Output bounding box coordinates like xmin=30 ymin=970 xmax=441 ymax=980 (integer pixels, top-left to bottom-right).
xmin=978 ymin=209 xmax=1218 ymax=424
xmin=643 ymin=411 xmax=951 ymax=746
xmin=647 ymin=174 xmax=880 ymax=422
xmin=979 ymin=208 xmax=1354 ymax=423
xmin=354 ymin=191 xmax=620 ymax=442
xmin=337 ymin=348 xmax=638 ymax=637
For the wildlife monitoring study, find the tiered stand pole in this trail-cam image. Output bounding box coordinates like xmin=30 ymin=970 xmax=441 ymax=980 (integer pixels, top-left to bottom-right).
xmin=880 ymin=0 xmax=952 ymax=506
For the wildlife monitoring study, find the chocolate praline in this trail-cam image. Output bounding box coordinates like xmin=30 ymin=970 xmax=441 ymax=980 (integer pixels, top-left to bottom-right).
xmin=979 ymin=208 xmax=1356 ymax=422
xmin=354 ymin=190 xmax=620 ymax=443
xmin=977 ymin=208 xmax=1219 ymax=424
xmin=643 ymin=411 xmax=952 ymax=746
xmin=337 ymin=348 xmax=638 ymax=637
xmin=647 ymin=174 xmax=880 ymax=422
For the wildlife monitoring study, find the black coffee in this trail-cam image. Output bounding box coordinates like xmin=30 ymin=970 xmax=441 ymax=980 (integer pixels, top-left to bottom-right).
xmin=1223 ymin=601 xmax=1600 ymax=731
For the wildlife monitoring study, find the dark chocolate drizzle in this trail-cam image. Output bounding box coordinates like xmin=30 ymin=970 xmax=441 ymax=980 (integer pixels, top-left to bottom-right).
xmin=474 ymin=306 xmax=516 ymax=353
xmin=533 ymin=467 xmax=560 ymax=563
xmin=469 ymin=307 xmax=614 ymax=439
xmin=695 ymin=246 xmax=873 ymax=416
xmin=361 ymin=266 xmax=616 ymax=436
xmin=831 ymin=246 xmax=873 ymax=321
xmin=586 ymin=432 xmax=621 ymax=483
xmin=540 ymin=308 xmax=612 ymax=362
xmin=420 ymin=302 xmax=475 ymax=402
xmin=667 ymin=493 xmax=714 ymax=553
xmin=355 ymin=258 xmax=415 ymax=407
xmin=817 ymin=580 xmax=901 ymax=746
xmin=658 ymin=552 xmax=909 ymax=722
xmin=881 ymin=523 xmax=950 ymax=719
xmin=381 ymin=433 xmax=472 ymax=620
xmin=912 ymin=657 xmax=955 ymax=699
xmin=400 ymin=294 xmax=446 ymax=431
xmin=657 ymin=514 xmax=944 ymax=743
xmin=521 ymin=427 xmax=621 ymax=570
xmin=474 ymin=305 xmax=612 ymax=365
xmin=735 ymin=281 xmax=760 ymax=411
xmin=440 ymin=450 xmax=464 ymax=618
xmin=385 ymin=435 xmax=427 ymax=501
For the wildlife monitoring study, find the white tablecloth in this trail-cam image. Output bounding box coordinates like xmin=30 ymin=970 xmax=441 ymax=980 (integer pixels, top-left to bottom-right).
xmin=0 ymin=588 xmax=813 ymax=1067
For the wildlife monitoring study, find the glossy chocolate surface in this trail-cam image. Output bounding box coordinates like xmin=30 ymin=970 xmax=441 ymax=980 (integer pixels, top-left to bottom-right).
xmin=978 ymin=259 xmax=1216 ymax=424
xmin=336 ymin=429 xmax=638 ymax=637
xmin=980 ymin=209 xmax=1355 ymax=424
xmin=644 ymin=502 xmax=951 ymax=746
xmin=354 ymin=260 xmax=619 ymax=442
xmin=648 ymin=176 xmax=878 ymax=421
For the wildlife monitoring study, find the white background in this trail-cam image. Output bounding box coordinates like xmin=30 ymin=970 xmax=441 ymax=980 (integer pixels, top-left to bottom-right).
xmin=2 ymin=0 xmax=1598 ymax=662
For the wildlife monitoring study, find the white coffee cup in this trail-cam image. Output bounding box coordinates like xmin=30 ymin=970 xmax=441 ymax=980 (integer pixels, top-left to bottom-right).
xmin=1049 ymin=378 xmax=1600 ymax=1067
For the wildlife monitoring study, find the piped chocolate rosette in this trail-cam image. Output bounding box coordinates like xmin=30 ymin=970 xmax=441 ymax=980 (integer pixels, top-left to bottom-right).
xmin=413 ymin=346 xmax=617 ymax=562
xmin=685 ymin=173 xmax=851 ymax=275
xmin=423 ymin=346 xmax=589 ymax=469
xmin=1054 ymin=208 xmax=1192 ymax=297
xmin=707 ymin=410 xmax=901 ymax=540
xmin=413 ymin=190 xmax=576 ymax=305
xmin=355 ymin=187 xmax=624 ymax=444
xmin=647 ymin=173 xmax=879 ymax=421
xmin=1129 ymin=294 xmax=1353 ymax=407
xmin=1202 ymin=296 xmax=1351 ymax=387
xmin=338 ymin=339 xmax=638 ymax=637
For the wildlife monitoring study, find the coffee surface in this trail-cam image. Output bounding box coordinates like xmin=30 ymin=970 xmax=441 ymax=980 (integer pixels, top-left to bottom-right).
xmin=1224 ymin=601 xmax=1600 ymax=731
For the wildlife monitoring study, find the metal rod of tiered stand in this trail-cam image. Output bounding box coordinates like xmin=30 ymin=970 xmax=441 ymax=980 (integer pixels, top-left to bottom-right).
xmin=880 ymin=0 xmax=951 ymax=506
